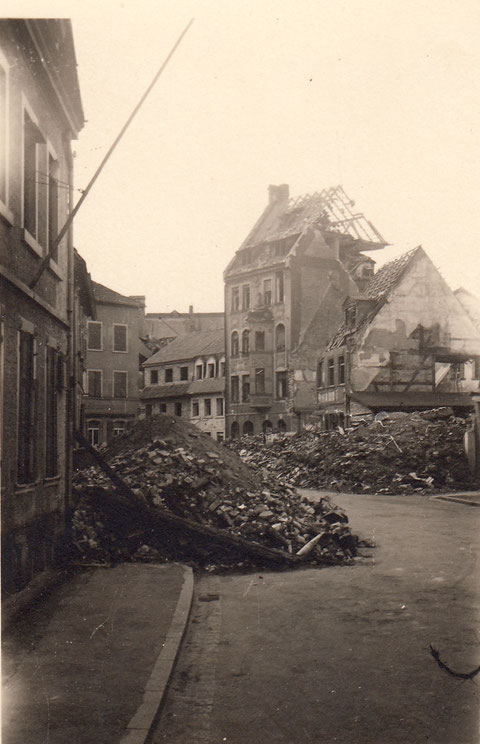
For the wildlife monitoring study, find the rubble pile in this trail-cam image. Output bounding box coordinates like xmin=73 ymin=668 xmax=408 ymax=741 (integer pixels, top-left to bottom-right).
xmin=228 ymin=409 xmax=477 ymax=494
xmin=72 ymin=415 xmax=359 ymax=569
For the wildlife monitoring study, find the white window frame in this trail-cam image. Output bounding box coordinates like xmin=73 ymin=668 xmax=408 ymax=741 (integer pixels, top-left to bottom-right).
xmin=113 ymin=370 xmax=128 ymax=399
xmin=46 ymin=140 xmax=60 ymax=269
xmin=0 ymin=48 xmax=13 ymax=223
xmin=204 ymin=398 xmax=212 ymax=417
xmin=113 ymin=419 xmax=127 ymax=436
xmin=87 ymin=369 xmax=103 ymax=398
xmin=216 ymin=397 xmax=224 ymax=417
xmin=87 ymin=321 xmax=103 ymax=351
xmin=113 ymin=323 xmax=128 ymax=353
xmin=87 ymin=419 xmax=101 ymax=446
xmin=21 ymin=94 xmax=47 ymax=256
xmin=191 ymin=399 xmax=200 ymax=418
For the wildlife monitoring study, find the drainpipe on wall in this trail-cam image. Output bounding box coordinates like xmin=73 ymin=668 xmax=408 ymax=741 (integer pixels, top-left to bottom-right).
xmin=64 ymin=132 xmax=75 ymax=542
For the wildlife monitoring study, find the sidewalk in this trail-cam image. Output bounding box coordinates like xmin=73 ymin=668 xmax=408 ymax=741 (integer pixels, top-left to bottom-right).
xmin=2 ymin=562 xmax=193 ymax=744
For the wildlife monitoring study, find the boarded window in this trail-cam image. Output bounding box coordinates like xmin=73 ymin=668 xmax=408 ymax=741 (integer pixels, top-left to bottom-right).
xmin=87 ymin=321 xmax=102 ymax=350
xmin=113 ymin=325 xmax=127 ymax=352
xmin=88 ymin=370 xmax=102 ymax=397
xmin=17 ymin=330 xmax=36 ymax=483
xmin=113 ymin=371 xmax=127 ymax=398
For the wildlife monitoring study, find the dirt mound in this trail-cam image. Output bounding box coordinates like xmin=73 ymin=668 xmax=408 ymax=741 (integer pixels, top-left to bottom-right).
xmin=227 ymin=409 xmax=477 ymax=494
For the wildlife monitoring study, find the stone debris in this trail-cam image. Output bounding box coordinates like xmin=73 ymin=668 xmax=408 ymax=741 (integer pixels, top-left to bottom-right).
xmin=72 ymin=415 xmax=359 ymax=570
xmin=227 ymin=409 xmax=478 ymax=495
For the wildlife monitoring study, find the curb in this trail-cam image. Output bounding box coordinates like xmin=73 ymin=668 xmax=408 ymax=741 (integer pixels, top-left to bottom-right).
xmin=120 ymin=565 xmax=194 ymax=744
xmin=431 ymin=494 xmax=480 ymax=507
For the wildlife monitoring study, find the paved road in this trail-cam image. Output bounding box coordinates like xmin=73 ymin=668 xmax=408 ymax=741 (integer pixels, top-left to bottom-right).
xmin=153 ymin=492 xmax=480 ymax=744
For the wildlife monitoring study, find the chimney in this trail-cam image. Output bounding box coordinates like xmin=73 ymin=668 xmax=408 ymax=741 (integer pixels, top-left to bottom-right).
xmin=189 ymin=305 xmax=193 ymax=314
xmin=268 ymin=184 xmax=289 ymax=205
xmin=129 ymin=295 xmax=146 ymax=308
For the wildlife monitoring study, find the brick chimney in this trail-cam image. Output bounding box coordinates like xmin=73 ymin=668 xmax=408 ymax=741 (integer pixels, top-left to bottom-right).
xmin=268 ymin=184 xmax=289 ymax=205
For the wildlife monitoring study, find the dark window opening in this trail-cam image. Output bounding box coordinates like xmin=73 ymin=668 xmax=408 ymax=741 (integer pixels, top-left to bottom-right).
xmin=87 ymin=321 xmax=102 ymax=350
xmin=231 ymin=331 xmax=239 ymax=357
xmin=159 ymin=403 xmax=167 ymax=412
xmin=255 ymin=368 xmax=265 ymax=394
xmin=204 ymin=398 xmax=212 ymax=416
xmin=276 ymin=371 xmax=288 ymax=399
xmin=263 ymin=278 xmax=272 ymax=306
xmin=276 ymin=272 xmax=284 ymax=302
xmin=165 ymin=368 xmax=173 ymax=383
xmin=275 ymin=323 xmax=285 ymax=351
xmin=48 ymin=154 xmax=59 ymax=261
xmin=328 ymin=358 xmax=335 ymax=386
xmin=150 ymin=370 xmax=159 ymax=384
xmin=87 ymin=420 xmax=101 ymax=446
xmin=180 ymin=366 xmax=189 ymax=381
xmin=243 ymin=420 xmax=254 ymax=435
xmin=220 ymin=361 xmax=226 ymax=377
xmin=231 ymin=375 xmax=240 ymax=403
xmin=45 ymin=346 xmax=59 ymax=477
xmin=174 ymin=402 xmax=182 ymax=417
xmin=88 ymin=370 xmax=102 ymax=397
xmin=216 ymin=397 xmax=224 ymax=416
xmin=17 ymin=330 xmax=36 ymax=483
xmin=278 ymin=419 xmax=287 ymax=432
xmin=255 ymin=331 xmax=265 ymax=351
xmin=242 ymin=329 xmax=249 ymax=355
xmin=242 ymin=375 xmax=250 ymax=402
xmin=145 ymin=405 xmax=153 ymax=418
xmin=196 ymin=364 xmax=203 ymax=380
xmin=231 ymin=287 xmax=240 ymax=311
xmin=318 ymin=360 xmax=324 ymax=387
xmin=231 ymin=421 xmax=240 ymax=439
xmin=113 ymin=325 xmax=127 ymax=352
xmin=113 ymin=420 xmax=126 ymax=436
xmin=208 ymin=363 xmax=215 ymax=378
xmin=338 ymin=356 xmax=345 ymax=384
xmin=345 ymin=305 xmax=357 ymax=327
xmin=113 ymin=371 xmax=127 ymax=398
xmin=242 ymin=285 xmax=250 ymax=310
xmin=192 ymin=400 xmax=199 ymax=417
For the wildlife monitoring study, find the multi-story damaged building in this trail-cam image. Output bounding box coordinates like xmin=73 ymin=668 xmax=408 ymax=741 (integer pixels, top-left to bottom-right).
xmin=84 ymin=281 xmax=148 ymax=446
xmin=223 ymin=184 xmax=387 ymax=437
xmin=0 ymin=20 xmax=85 ymax=595
xmin=318 ymin=247 xmax=480 ymax=426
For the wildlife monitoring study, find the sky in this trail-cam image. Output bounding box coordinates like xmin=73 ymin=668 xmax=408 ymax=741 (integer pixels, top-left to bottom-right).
xmin=7 ymin=0 xmax=480 ymax=312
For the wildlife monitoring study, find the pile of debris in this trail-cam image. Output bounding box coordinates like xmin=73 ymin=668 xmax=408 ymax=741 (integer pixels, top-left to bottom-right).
xmin=228 ymin=409 xmax=477 ymax=494
xmin=72 ymin=415 xmax=360 ymax=570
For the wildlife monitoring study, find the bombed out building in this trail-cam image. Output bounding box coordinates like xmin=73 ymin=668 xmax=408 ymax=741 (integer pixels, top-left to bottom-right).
xmin=223 ymin=184 xmax=387 ymax=437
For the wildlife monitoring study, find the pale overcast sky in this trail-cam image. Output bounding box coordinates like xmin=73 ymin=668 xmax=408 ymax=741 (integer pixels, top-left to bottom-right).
xmin=8 ymin=0 xmax=480 ymax=312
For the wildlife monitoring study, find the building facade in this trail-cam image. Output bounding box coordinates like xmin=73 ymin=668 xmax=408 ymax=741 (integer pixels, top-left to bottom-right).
xmin=0 ymin=20 xmax=84 ymax=595
xmin=318 ymin=247 xmax=480 ymax=425
xmin=223 ymin=184 xmax=386 ymax=437
xmin=141 ymin=330 xmax=226 ymax=440
xmin=84 ymin=281 xmax=148 ymax=446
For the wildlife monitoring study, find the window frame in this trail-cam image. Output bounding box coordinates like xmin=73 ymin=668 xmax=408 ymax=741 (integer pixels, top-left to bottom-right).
xmin=180 ymin=366 xmax=189 ymax=381
xmin=113 ymin=420 xmax=127 ymax=437
xmin=113 ymin=370 xmax=128 ymax=399
xmin=150 ymin=369 xmax=159 ymax=385
xmin=242 ymin=284 xmax=250 ymax=310
xmin=0 ymin=48 xmax=13 ymax=223
xmin=87 ymin=369 xmax=103 ymax=398
xmin=231 ymin=286 xmax=240 ymax=311
xmin=192 ymin=400 xmax=200 ymax=417
xmin=22 ymin=95 xmax=47 ymax=255
xmin=87 ymin=321 xmax=103 ymax=351
xmin=45 ymin=344 xmax=60 ymax=478
xmin=87 ymin=419 xmax=101 ymax=446
xmin=165 ymin=368 xmax=173 ymax=383
xmin=113 ymin=323 xmax=128 ymax=353
xmin=216 ymin=397 xmax=224 ymax=416
xmin=17 ymin=325 xmax=37 ymax=484
xmin=204 ymin=398 xmax=212 ymax=417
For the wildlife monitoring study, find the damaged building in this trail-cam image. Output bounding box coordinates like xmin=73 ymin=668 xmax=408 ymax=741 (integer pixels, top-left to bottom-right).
xmin=223 ymin=184 xmax=387 ymax=436
xmin=318 ymin=246 xmax=480 ymax=426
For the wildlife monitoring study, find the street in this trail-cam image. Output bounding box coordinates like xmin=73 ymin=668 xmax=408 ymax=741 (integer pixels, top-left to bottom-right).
xmin=153 ymin=492 xmax=480 ymax=744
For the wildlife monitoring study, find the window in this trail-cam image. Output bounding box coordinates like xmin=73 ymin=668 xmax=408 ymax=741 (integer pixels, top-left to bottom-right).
xmin=113 ymin=420 xmax=127 ymax=436
xmin=231 ymin=375 xmax=239 ymax=403
xmin=263 ymin=278 xmax=272 ymax=306
xmin=216 ymin=397 xmax=224 ymax=416
xmin=174 ymin=402 xmax=182 ymax=417
xmin=48 ymin=153 xmax=59 ymax=261
xmin=192 ymin=400 xmax=200 ymax=417
xmin=338 ymin=356 xmax=345 ymax=384
xmin=17 ymin=330 xmax=36 ymax=483
xmin=207 ymin=363 xmax=215 ymax=378
xmin=243 ymin=421 xmax=254 ymax=435
xmin=220 ymin=361 xmax=226 ymax=377
xmin=318 ymin=360 xmax=324 ymax=387
xmin=150 ymin=370 xmax=159 ymax=384
xmin=242 ymin=284 xmax=250 ymax=310
xmin=165 ymin=368 xmax=173 ymax=383
xmin=255 ymin=368 xmax=265 ymax=394
xmin=204 ymin=398 xmax=212 ymax=416
xmin=255 ymin=330 xmax=265 ymax=351
xmin=113 ymin=324 xmax=127 ymax=352
xmin=0 ymin=60 xmax=7 ymax=206
xmin=23 ymin=109 xmax=45 ymax=244
xmin=216 ymin=432 xmax=224 ymax=442
xmin=475 ymin=357 xmax=480 ymax=380
xmin=278 ymin=419 xmax=287 ymax=432
xmin=88 ymin=370 xmax=102 ymax=397
xmin=87 ymin=420 xmax=101 ymax=446
xmin=196 ymin=364 xmax=203 ymax=380
xmin=145 ymin=404 xmax=153 ymax=418
xmin=231 ymin=331 xmax=239 ymax=357
xmin=345 ymin=305 xmax=357 ymax=327
xmin=276 ymin=272 xmax=284 ymax=302
xmin=276 ymin=371 xmax=288 ymax=399
xmin=231 ymin=421 xmax=240 ymax=439
xmin=87 ymin=321 xmax=102 ymax=350
xmin=275 ymin=324 xmax=285 ymax=351
xmin=328 ymin=358 xmax=335 ymax=386
xmin=159 ymin=403 xmax=167 ymax=413
xmin=180 ymin=366 xmax=189 ymax=381
xmin=231 ymin=286 xmax=240 ymax=311
xmin=242 ymin=329 xmax=249 ymax=355
xmin=242 ymin=375 xmax=250 ymax=402
xmin=113 ymin=371 xmax=127 ymax=398
xmin=45 ymin=346 xmax=60 ymax=477
xmin=449 ymin=363 xmax=465 ymax=381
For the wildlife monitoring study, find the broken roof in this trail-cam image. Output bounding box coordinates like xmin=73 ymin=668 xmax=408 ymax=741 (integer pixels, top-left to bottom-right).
xmin=243 ymin=186 xmax=386 ymax=249
xmin=92 ymin=281 xmax=144 ymax=308
xmin=327 ymin=247 xmax=423 ymax=350
xmin=144 ymin=329 xmax=225 ymax=367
